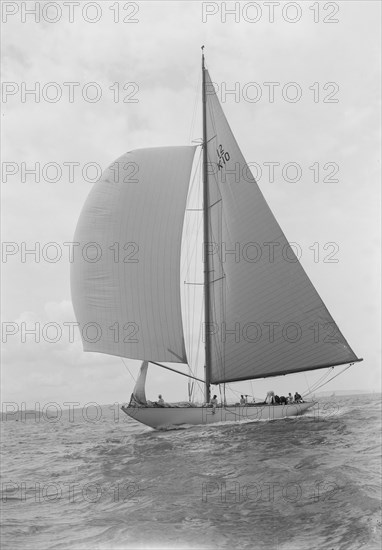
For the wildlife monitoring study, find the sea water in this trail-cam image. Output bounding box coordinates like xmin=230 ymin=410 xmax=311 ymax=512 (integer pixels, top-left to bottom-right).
xmin=1 ymin=394 xmax=381 ymax=550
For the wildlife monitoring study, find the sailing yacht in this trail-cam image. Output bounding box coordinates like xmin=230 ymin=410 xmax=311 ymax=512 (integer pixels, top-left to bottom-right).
xmin=71 ymin=50 xmax=362 ymax=429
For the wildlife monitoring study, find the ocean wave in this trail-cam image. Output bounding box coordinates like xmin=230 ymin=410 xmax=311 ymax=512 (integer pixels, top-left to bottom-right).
xmin=1 ymin=394 xmax=381 ymax=550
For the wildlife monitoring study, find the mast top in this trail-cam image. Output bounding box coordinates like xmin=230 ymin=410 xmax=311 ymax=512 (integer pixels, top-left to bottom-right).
xmin=201 ymin=45 xmax=205 ymax=68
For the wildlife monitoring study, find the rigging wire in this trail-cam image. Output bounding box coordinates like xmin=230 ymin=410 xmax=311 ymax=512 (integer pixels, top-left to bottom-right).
xmin=303 ymin=372 xmax=312 ymax=394
xmin=225 ymin=385 xmax=254 ymax=402
xmin=303 ymin=368 xmax=335 ymax=395
xmin=303 ymin=364 xmax=354 ymax=397
xmin=212 ymin=362 xmax=354 ymax=404
xmin=120 ymin=358 xmax=137 ymax=383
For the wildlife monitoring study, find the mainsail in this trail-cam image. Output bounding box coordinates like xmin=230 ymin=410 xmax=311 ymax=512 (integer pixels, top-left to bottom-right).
xmin=71 ymin=146 xmax=196 ymax=364
xmin=203 ymin=69 xmax=360 ymax=384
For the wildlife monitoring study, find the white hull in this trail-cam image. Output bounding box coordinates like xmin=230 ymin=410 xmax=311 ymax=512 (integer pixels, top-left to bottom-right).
xmin=121 ymin=402 xmax=315 ymax=429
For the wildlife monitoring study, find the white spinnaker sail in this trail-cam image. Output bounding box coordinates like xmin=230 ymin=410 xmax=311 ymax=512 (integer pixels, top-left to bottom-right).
xmin=71 ymin=146 xmax=196 ymax=364
xmin=204 ymin=70 xmax=359 ymax=384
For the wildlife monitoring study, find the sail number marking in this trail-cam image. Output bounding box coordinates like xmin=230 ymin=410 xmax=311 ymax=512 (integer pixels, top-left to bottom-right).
xmin=216 ymin=144 xmax=230 ymax=171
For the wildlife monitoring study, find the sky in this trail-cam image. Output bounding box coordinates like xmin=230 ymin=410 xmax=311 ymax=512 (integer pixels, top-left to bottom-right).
xmin=1 ymin=0 xmax=381 ymax=409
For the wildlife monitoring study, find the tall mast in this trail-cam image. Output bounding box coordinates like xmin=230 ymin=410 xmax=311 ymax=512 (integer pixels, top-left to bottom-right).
xmin=202 ymin=46 xmax=211 ymax=403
